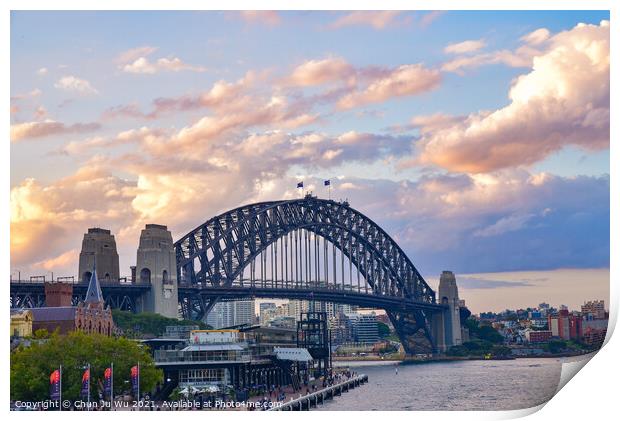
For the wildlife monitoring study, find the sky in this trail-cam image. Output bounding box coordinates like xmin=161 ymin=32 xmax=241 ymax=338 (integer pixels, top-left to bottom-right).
xmin=9 ymin=11 xmax=610 ymax=312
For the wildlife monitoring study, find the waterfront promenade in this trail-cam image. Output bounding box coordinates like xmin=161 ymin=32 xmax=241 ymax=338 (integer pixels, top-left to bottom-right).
xmin=243 ymin=369 xmax=365 ymax=411
xmin=266 ymin=374 xmax=368 ymax=411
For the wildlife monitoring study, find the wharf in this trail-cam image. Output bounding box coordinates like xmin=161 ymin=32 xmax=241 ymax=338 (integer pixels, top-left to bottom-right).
xmin=268 ymin=374 xmax=368 ymax=411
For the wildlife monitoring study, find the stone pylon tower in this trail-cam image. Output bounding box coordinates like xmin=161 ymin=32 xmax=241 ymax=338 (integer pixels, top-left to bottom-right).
xmin=438 ymin=270 xmax=462 ymax=347
xmin=78 ymin=228 xmax=120 ymax=283
xmin=136 ymin=224 xmax=178 ymax=318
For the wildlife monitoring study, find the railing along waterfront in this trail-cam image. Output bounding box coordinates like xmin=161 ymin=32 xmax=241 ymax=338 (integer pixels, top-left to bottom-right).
xmin=268 ymin=374 xmax=368 ymax=411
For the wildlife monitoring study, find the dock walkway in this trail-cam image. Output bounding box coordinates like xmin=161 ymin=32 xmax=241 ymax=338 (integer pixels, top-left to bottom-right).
xmin=267 ymin=374 xmax=368 ymax=411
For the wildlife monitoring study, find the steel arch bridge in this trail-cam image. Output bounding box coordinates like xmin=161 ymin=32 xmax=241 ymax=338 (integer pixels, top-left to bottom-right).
xmin=174 ymin=195 xmax=447 ymax=354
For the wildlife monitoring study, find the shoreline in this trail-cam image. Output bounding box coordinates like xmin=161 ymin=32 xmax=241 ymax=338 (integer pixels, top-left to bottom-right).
xmin=332 ymin=351 xmax=596 ymax=364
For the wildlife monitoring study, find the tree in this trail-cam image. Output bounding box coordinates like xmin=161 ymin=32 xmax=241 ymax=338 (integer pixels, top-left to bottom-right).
xmin=10 ymin=331 xmax=163 ymax=402
xmin=377 ymin=322 xmax=391 ymax=338
xmin=477 ymin=325 xmax=504 ymax=344
xmin=112 ymin=310 xmax=211 ymax=338
xmin=544 ymin=339 xmax=567 ymax=354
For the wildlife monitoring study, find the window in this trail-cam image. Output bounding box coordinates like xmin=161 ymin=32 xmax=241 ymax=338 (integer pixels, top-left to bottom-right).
xmin=140 ymin=268 xmax=151 ymax=283
xmin=162 ymin=270 xmax=172 ymax=284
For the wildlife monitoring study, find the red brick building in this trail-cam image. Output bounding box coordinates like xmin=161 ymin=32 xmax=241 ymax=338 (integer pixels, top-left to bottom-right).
xmin=525 ymin=330 xmax=552 ymax=343
xmin=31 ymin=267 xmax=114 ymax=336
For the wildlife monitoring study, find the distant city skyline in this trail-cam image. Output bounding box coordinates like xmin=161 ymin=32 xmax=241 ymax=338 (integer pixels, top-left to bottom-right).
xmin=10 ymin=11 xmax=609 ymax=311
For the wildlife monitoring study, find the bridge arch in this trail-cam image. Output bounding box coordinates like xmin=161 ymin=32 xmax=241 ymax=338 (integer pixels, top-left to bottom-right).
xmin=174 ymin=196 xmax=435 ymax=305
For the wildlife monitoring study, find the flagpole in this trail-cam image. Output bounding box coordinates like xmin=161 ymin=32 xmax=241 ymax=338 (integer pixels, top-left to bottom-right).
xmin=59 ymin=365 xmax=62 ymax=412
xmin=87 ymin=363 xmax=91 ymax=411
xmin=111 ymin=362 xmax=114 ymax=409
xmin=137 ymin=362 xmax=140 ymax=411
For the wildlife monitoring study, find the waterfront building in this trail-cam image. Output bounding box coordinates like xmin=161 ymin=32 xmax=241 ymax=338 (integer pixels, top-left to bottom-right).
xmin=530 ymin=319 xmax=548 ymax=329
xmin=581 ymin=300 xmax=606 ymax=319
xmin=30 ymin=271 xmax=114 ymax=336
xmin=548 ymin=309 xmax=570 ymax=340
xmin=345 ymin=313 xmax=380 ymax=344
xmin=10 ymin=309 xmax=33 ymax=337
xmin=548 ymin=309 xmax=583 ymax=341
xmin=524 ymin=329 xmax=553 ymax=343
xmin=582 ymin=327 xmax=607 ymax=347
xmin=149 ymin=327 xmax=311 ymax=398
xmin=154 ymin=329 xmax=251 ymax=390
xmin=165 ymin=324 xmax=199 ymax=338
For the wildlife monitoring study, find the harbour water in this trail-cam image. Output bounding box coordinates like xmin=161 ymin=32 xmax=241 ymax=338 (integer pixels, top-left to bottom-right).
xmin=318 ymin=357 xmax=578 ymax=411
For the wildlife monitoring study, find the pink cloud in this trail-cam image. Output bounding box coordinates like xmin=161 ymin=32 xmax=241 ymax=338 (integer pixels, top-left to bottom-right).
xmin=337 ymin=64 xmax=441 ymax=109
xmin=11 ymin=120 xmax=101 ymax=142
xmin=237 ymin=11 xmax=281 ymax=26
xmin=330 ymin=11 xmax=406 ymax=30
xmin=416 ymin=20 xmax=610 ymax=173
xmin=285 ymin=57 xmax=355 ymax=87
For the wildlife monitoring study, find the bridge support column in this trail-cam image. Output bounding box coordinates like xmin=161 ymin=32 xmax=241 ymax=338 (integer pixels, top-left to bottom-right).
xmin=431 ymin=312 xmax=446 ymax=353
xmin=438 ymin=271 xmax=462 ymax=349
xmin=137 ymin=224 xmax=179 ymax=318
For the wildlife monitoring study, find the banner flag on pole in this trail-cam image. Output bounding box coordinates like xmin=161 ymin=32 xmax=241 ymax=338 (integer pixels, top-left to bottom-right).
xmin=131 ymin=365 xmax=140 ymax=397
xmin=324 ymin=180 xmax=330 ymax=186
xmin=49 ymin=369 xmax=61 ymax=400
xmin=104 ymin=366 xmax=113 ymax=398
xmin=297 ymin=181 xmax=304 ymax=189
xmin=81 ymin=367 xmax=90 ymax=399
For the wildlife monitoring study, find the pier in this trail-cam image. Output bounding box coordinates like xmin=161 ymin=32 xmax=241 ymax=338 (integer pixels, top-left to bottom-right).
xmin=268 ymin=374 xmax=368 ymax=411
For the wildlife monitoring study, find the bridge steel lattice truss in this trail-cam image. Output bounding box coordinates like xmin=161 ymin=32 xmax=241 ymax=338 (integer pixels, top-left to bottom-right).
xmin=175 ymin=196 xmax=446 ymax=354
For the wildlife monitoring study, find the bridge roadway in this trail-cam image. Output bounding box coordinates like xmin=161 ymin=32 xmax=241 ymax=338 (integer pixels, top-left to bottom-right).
xmin=10 ymin=278 xmax=445 ymax=314
xmin=177 ymin=282 xmax=445 ymax=314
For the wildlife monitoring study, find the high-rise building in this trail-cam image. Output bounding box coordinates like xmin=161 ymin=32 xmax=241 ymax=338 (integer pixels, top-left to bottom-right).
xmin=206 ymin=299 xmax=255 ymax=329
xmin=287 ymin=300 xmax=310 ymax=319
xmin=259 ymin=302 xmax=277 ymax=324
xmin=234 ymin=299 xmax=255 ymax=326
xmin=581 ymin=300 xmax=606 ymax=319
xmin=344 ymin=313 xmax=379 ymax=344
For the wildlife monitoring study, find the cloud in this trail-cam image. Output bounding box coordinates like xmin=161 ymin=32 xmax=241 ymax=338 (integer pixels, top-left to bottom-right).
xmin=115 ymin=46 xmax=158 ymax=64
xmin=237 ymin=11 xmax=281 ymax=26
xmin=418 ymin=11 xmax=444 ymax=28
xmin=54 ymin=76 xmax=99 ymax=95
xmin=473 ymin=213 xmax=535 ymax=237
xmin=441 ymin=47 xmax=536 ymax=73
xmin=33 ymin=106 xmax=48 ymax=120
xmin=11 ymin=88 xmax=42 ymax=101
xmin=285 ymin=57 xmax=355 ymax=87
xmin=37 ymin=67 xmax=48 ymax=76
xmin=521 ymin=28 xmax=551 ymax=45
xmin=33 ymin=248 xmax=79 ymax=272
xmin=330 ymin=11 xmax=407 ymax=30
xmin=457 ymin=277 xmax=534 ymax=289
xmin=417 ymin=20 xmax=609 ymax=173
xmin=444 ymin=39 xmax=486 ymax=54
xmin=10 ymin=120 xmax=101 ymax=142
xmin=122 ymin=56 xmax=207 ymax=74
xmin=337 ymin=64 xmax=441 ymax=109
xmin=10 ymin=165 xmax=138 ymax=275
